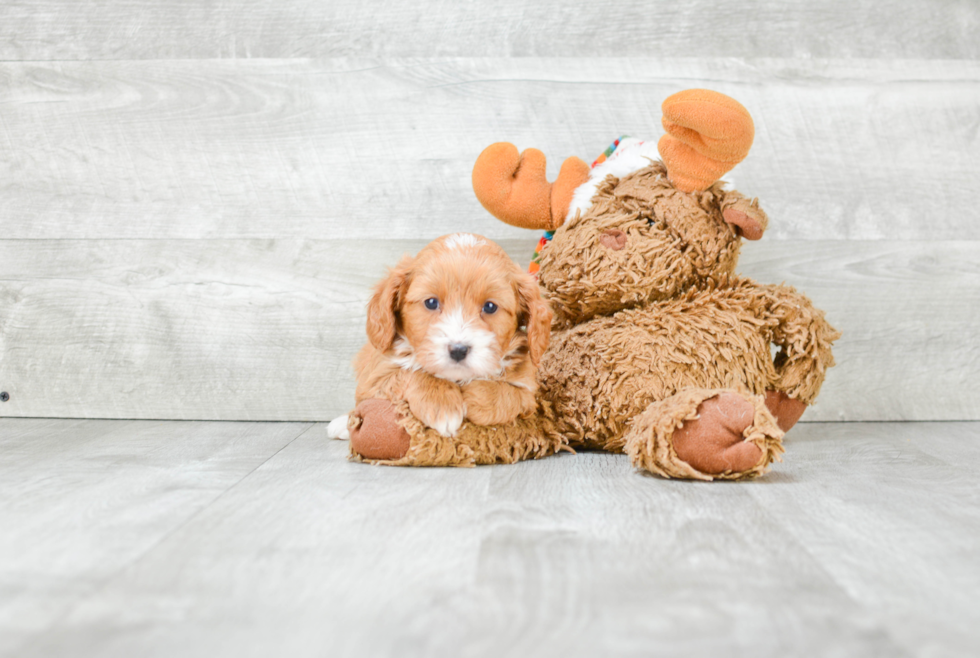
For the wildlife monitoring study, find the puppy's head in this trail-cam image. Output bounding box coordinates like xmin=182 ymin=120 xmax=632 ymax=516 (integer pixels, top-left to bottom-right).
xmin=367 ymin=233 xmax=551 ymax=382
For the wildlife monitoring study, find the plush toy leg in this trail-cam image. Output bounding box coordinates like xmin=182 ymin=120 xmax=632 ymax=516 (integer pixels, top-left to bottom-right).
xmin=348 ymin=398 xmax=566 ymax=467
xmin=348 ymin=398 xmax=413 ymax=460
xmin=623 ymin=389 xmax=785 ymax=481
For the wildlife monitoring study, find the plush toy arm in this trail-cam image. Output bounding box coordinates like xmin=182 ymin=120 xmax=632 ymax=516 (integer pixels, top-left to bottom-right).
xmin=759 ymin=284 xmax=841 ymax=404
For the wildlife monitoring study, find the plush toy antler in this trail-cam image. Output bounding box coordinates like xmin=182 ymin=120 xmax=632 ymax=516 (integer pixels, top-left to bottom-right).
xmin=658 ymin=89 xmax=755 ymax=193
xmin=472 ymin=143 xmax=590 ymax=231
xmin=473 ymin=90 xmax=755 ymax=233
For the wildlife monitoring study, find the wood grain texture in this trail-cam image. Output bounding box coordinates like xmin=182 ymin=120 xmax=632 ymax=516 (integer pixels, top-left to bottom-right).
xmin=1 ymin=58 xmax=978 ymax=241
xmin=0 ymin=418 xmax=311 ymax=657
xmin=0 ymin=238 xmax=534 ymax=421
xmin=2 ymin=419 xmax=978 ymax=657
xmin=0 ymin=1 xmax=977 ymax=61
xmin=0 ymin=238 xmax=976 ymax=421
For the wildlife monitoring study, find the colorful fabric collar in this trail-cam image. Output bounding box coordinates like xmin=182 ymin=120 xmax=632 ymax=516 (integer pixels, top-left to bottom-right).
xmin=528 ymin=231 xmax=554 ymax=276
xmin=591 ymin=135 xmax=628 ymax=168
xmin=528 ymin=136 xmax=628 ymax=275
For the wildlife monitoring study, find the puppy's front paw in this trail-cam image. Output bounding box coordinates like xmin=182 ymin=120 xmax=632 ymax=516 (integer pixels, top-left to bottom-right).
xmin=419 ymin=405 xmax=465 ymax=437
xmin=406 ymin=376 xmax=466 ymax=437
xmin=462 ymin=379 xmax=532 ymax=426
xmin=463 ymin=380 xmax=512 ymax=426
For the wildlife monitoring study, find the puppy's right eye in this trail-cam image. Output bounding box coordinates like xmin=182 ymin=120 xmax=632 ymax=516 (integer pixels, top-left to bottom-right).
xmin=424 ymin=298 xmax=439 ymax=310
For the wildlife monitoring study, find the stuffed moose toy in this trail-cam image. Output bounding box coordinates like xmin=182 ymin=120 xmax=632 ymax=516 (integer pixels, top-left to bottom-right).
xmin=343 ymin=89 xmax=839 ymax=480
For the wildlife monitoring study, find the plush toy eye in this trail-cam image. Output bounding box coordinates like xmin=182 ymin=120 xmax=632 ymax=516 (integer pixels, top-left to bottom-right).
xmin=424 ymin=298 xmax=439 ymax=310
xmin=646 ymin=217 xmax=656 ymax=227
xmin=482 ymin=301 xmax=498 ymax=314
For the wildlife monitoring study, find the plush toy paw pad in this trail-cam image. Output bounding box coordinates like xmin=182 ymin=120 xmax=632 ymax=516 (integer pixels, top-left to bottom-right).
xmin=349 ymin=399 xmax=412 ymax=461
xmin=672 ymin=393 xmax=763 ymax=475
xmin=764 ymin=390 xmax=807 ymax=432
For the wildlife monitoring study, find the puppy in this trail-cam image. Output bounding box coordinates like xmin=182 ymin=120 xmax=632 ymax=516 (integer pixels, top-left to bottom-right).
xmin=328 ymin=233 xmax=552 ymax=439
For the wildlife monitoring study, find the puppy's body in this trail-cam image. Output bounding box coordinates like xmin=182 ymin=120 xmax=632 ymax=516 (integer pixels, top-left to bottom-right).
xmin=335 ymin=233 xmax=551 ymax=438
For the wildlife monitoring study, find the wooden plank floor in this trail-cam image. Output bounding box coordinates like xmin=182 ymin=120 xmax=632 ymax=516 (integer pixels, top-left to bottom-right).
xmin=2 ymin=419 xmax=978 ymax=657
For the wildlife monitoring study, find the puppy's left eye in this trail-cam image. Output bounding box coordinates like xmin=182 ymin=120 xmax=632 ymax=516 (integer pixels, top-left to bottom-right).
xmin=482 ymin=301 xmax=498 ymax=315
xmin=424 ymin=298 xmax=439 ymax=310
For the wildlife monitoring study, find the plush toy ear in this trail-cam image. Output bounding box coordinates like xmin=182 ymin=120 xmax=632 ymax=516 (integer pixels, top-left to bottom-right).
xmin=515 ymin=272 xmax=553 ymax=367
xmin=366 ymin=256 xmax=413 ymax=352
xmin=658 ymin=89 xmax=755 ymax=192
xmin=720 ymin=194 xmax=769 ymax=241
xmin=723 ymin=206 xmax=765 ymax=241
xmin=472 ymin=142 xmax=590 ymax=231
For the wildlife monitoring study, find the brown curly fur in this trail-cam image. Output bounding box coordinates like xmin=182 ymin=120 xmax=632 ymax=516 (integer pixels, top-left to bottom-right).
xmin=353 ymin=162 xmax=839 ymax=480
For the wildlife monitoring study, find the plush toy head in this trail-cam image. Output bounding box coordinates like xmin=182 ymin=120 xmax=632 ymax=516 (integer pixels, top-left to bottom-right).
xmin=538 ymin=161 xmax=751 ymax=327
xmin=472 ymin=89 xmax=764 ymax=328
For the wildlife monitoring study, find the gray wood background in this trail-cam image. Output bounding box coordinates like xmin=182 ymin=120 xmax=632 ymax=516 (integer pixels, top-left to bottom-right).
xmin=0 ymin=2 xmax=978 ymax=421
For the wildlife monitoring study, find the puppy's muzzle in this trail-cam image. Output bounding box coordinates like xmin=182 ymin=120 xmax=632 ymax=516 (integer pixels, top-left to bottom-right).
xmin=448 ymin=344 xmax=470 ymax=362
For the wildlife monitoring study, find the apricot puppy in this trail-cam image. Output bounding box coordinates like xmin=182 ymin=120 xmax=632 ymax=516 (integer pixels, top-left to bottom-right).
xmin=328 ymin=233 xmax=552 ymax=439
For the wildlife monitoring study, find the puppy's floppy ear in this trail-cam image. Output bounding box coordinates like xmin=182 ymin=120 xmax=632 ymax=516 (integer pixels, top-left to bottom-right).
xmin=366 ymin=255 xmax=413 ymax=352
xmin=516 ymin=272 xmax=553 ymax=367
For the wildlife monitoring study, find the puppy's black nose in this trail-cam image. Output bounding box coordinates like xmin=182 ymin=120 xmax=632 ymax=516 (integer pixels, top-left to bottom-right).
xmin=449 ymin=344 xmax=470 ymax=362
